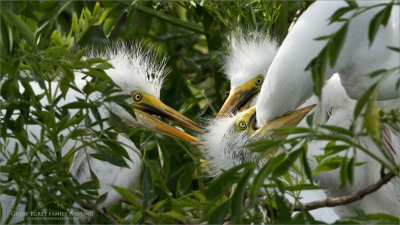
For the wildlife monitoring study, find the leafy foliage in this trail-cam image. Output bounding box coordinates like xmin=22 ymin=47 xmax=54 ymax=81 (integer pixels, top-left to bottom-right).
xmin=1 ymin=1 xmax=399 ymax=224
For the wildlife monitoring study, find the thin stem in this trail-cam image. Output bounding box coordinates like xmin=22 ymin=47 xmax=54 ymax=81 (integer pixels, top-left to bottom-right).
xmin=134 ymin=4 xmax=204 ymax=34
xmin=291 ymin=170 xmax=396 ymax=211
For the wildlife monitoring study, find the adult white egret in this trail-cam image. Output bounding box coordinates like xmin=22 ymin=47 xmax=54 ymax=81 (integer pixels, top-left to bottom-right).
xmin=0 ymin=42 xmax=202 ymax=223
xmin=251 ymin=0 xmax=400 ymax=217
xmin=294 ymin=74 xmax=400 ymax=217
xmin=256 ymin=0 xmax=399 ymax=127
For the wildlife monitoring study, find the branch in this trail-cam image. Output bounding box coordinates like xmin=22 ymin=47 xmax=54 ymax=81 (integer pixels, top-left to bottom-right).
xmin=291 ymin=171 xmax=395 ymax=211
xmin=288 ymin=8 xmax=304 ymax=32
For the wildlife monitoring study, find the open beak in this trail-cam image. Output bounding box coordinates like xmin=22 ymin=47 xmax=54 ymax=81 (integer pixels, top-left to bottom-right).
xmin=249 ymin=104 xmax=316 ymax=140
xmin=131 ymin=92 xmax=202 ymax=143
xmin=217 ymin=76 xmax=262 ymax=118
xmin=134 ymin=110 xmax=200 ymax=143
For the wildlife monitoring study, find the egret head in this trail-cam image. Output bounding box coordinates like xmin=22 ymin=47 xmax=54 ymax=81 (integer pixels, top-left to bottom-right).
xmin=217 ymin=31 xmax=278 ymax=118
xmin=203 ymin=105 xmax=315 ymax=175
xmin=96 ymin=42 xmax=202 ymax=143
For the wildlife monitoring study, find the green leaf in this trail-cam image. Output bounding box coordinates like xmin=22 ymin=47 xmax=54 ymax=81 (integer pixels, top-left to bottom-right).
xmin=276 ymin=193 xmax=291 ymax=223
xmin=301 ymin=145 xmax=313 ymax=184
xmin=329 ymin=7 xmax=353 ymax=24
xmin=368 ymin=8 xmax=385 ymax=46
xmin=354 ymin=82 xmax=378 ymax=119
xmin=308 ymin=47 xmax=328 ymax=98
xmin=328 ymin=23 xmax=348 ymax=67
xmin=272 ymin=148 xmax=302 ymax=178
xmin=208 ymin=200 xmax=230 ymax=224
xmin=142 ymin=164 xmax=153 ymax=209
xmin=2 ymin=9 xmax=37 ymax=49
xmin=381 ymin=4 xmax=393 ymax=26
xmin=321 ymin=125 xmax=352 ymax=136
xmin=345 ymin=0 xmax=358 ymax=9
xmin=90 ymin=107 xmax=103 ymax=130
xmin=249 ymin=139 xmax=283 ymax=153
xmin=347 ymin=157 xmax=355 ymax=185
xmin=90 ymin=145 xmax=129 ymax=168
xmin=387 ymin=46 xmax=400 ymax=52
xmin=363 ymin=91 xmax=380 ymax=141
xmin=71 ymin=12 xmax=79 ymax=35
xmin=205 ymin=163 xmax=247 ymax=200
xmin=339 ymin=157 xmax=348 ymax=188
xmin=62 ymin=99 xmax=95 ymax=109
xmin=113 ymin=186 xmax=138 ymax=206
xmin=314 ymin=156 xmax=343 ymax=174
xmin=230 ymin=167 xmax=253 ymax=224
xmin=103 ymin=9 xmax=125 ymax=38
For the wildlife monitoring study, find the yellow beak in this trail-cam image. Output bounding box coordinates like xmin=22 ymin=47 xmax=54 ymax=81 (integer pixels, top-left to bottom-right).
xmin=250 ymin=104 xmax=316 ymax=140
xmin=217 ymin=75 xmax=263 ymax=118
xmin=134 ymin=110 xmax=200 ymax=143
xmin=131 ymin=92 xmax=202 ymax=143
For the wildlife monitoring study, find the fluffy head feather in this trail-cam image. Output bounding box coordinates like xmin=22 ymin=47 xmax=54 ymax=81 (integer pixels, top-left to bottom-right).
xmin=201 ymin=113 xmax=257 ymax=176
xmin=223 ymin=30 xmax=278 ymax=88
xmin=92 ymin=42 xmax=167 ymax=99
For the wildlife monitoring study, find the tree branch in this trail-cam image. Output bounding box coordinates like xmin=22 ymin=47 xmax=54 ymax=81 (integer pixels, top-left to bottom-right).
xmin=291 ymin=171 xmax=395 ymax=211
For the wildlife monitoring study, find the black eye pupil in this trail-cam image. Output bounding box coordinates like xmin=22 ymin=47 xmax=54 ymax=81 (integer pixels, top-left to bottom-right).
xmin=134 ymin=93 xmax=142 ymax=101
xmin=256 ymin=77 xmax=263 ymax=85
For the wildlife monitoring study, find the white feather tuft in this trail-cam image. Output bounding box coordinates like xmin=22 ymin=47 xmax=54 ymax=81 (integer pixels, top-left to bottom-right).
xmin=91 ymin=41 xmax=167 ymax=99
xmin=223 ymin=30 xmax=278 ymax=88
xmin=201 ymin=113 xmax=254 ymax=176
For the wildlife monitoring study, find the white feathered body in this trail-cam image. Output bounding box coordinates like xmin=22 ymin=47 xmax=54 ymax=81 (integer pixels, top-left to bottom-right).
xmin=257 ymin=0 xmax=400 ymax=126
xmin=296 ymin=74 xmax=400 ymax=217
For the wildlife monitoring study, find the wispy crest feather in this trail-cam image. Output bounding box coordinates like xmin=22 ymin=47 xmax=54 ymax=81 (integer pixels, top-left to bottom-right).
xmin=223 ymin=30 xmax=278 ymax=88
xmin=201 ymin=114 xmax=254 ymax=176
xmin=92 ymin=42 xmax=167 ymax=99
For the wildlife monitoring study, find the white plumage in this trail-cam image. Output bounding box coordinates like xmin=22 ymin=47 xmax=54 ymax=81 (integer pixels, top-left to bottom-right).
xmin=256 ymin=0 xmax=399 ymax=127
xmin=100 ymin=42 xmax=166 ymax=100
xmin=223 ymin=31 xmax=278 ymax=89
xmin=296 ymin=74 xmax=400 ymax=217
xmin=202 ymin=112 xmax=254 ymax=176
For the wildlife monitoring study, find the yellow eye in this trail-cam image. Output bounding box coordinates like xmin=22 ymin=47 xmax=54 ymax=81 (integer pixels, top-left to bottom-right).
xmin=133 ymin=92 xmax=142 ymax=102
xmin=255 ymin=75 xmax=264 ymax=86
xmin=237 ymin=120 xmax=247 ymax=130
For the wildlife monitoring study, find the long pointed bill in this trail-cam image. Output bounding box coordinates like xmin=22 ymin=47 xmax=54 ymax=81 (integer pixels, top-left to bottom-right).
xmin=251 ymin=104 xmax=316 ymax=140
xmin=134 ymin=110 xmax=200 ymax=143
xmin=217 ymin=75 xmax=263 ymax=118
xmin=131 ymin=92 xmax=203 ymax=133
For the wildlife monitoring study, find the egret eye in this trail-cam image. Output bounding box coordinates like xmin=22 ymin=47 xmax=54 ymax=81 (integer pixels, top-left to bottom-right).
xmin=133 ymin=93 xmax=142 ymax=102
xmin=255 ymin=75 xmax=264 ymax=86
xmin=237 ymin=120 xmax=247 ymax=130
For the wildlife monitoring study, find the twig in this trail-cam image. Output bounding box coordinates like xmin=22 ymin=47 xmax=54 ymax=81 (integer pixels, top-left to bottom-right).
xmin=291 ymin=171 xmax=395 ymax=211
xmin=288 ymin=8 xmax=304 ymax=32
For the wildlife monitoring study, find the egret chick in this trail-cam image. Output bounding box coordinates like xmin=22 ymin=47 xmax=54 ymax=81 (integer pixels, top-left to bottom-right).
xmin=217 ymin=30 xmax=278 ymax=118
